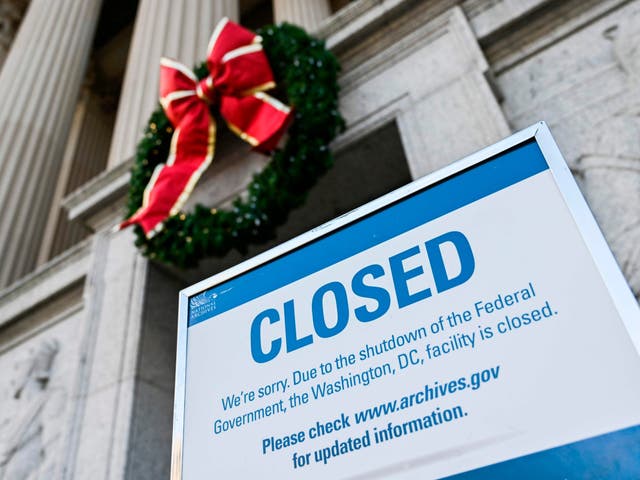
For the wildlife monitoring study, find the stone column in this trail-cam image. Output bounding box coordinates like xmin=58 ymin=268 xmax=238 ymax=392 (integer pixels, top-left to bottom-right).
xmin=0 ymin=0 xmax=28 ymax=69
xmin=37 ymin=87 xmax=114 ymax=265
xmin=273 ymin=0 xmax=331 ymax=31
xmin=0 ymin=0 xmax=103 ymax=288
xmin=106 ymin=0 xmax=239 ymax=169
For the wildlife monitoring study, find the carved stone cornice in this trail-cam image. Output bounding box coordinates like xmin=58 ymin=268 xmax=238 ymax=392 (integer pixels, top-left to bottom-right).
xmin=61 ymin=158 xmax=133 ymax=232
xmin=0 ymin=239 xmax=90 ymax=329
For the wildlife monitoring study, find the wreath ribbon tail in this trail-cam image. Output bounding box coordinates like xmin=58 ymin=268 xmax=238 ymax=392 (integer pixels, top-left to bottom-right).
xmin=119 ymin=104 xmax=215 ymax=238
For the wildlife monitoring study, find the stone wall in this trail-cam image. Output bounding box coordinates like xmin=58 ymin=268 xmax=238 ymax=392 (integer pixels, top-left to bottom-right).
xmin=0 ymin=244 xmax=89 ymax=479
xmin=489 ymin=0 xmax=640 ymax=297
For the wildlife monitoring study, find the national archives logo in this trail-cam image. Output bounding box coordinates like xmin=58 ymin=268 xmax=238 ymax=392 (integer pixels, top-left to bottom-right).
xmin=189 ymin=290 xmax=218 ymax=318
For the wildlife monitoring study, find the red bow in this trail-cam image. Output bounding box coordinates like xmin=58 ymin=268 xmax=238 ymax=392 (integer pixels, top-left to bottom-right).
xmin=120 ymin=18 xmax=292 ymax=237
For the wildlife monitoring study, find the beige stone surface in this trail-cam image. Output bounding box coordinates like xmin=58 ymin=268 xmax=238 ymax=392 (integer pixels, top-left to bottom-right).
xmin=274 ymin=0 xmax=331 ymax=31
xmin=336 ymin=5 xmax=509 ymax=178
xmin=0 ymin=263 xmax=86 ymax=479
xmin=495 ymin=0 xmax=640 ymax=297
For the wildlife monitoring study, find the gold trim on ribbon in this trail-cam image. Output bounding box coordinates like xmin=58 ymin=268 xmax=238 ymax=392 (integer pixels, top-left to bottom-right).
xmin=254 ymin=91 xmax=291 ymax=114
xmin=196 ymin=83 xmax=211 ymax=103
xmin=147 ymin=218 xmax=166 ymax=239
xmin=160 ymin=90 xmax=197 ymax=110
xmin=207 ymin=17 xmax=229 ymax=56
xmin=160 ymin=57 xmax=198 ymax=82
xmin=240 ymin=81 xmax=276 ymax=96
xmin=142 ymin=165 xmax=163 ymax=210
xmin=222 ymin=43 xmax=263 ymax=63
xmin=166 ymin=120 xmax=217 ymax=221
xmin=121 ymin=160 xmax=163 ymax=233
xmin=166 ymin=128 xmax=181 ymax=166
xmin=226 ymin=121 xmax=259 ymax=146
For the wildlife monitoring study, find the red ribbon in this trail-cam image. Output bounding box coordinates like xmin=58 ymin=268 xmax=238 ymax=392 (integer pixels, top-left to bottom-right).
xmin=120 ymin=18 xmax=292 ymax=237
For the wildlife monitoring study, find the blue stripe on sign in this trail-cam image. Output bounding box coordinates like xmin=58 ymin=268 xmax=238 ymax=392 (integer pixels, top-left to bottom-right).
xmin=442 ymin=424 xmax=640 ymax=479
xmin=188 ymin=140 xmax=548 ymax=326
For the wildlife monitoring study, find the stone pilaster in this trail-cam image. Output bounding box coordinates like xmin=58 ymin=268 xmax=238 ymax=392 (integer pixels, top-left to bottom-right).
xmin=273 ymin=0 xmax=331 ymax=31
xmin=106 ymin=0 xmax=239 ymax=169
xmin=0 ymin=0 xmax=103 ymax=288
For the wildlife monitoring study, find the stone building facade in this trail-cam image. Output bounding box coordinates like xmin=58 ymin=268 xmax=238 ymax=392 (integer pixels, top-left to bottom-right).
xmin=0 ymin=0 xmax=638 ymax=478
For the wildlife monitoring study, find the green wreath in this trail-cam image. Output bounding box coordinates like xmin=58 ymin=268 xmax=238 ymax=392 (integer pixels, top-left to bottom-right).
xmin=125 ymin=23 xmax=344 ymax=268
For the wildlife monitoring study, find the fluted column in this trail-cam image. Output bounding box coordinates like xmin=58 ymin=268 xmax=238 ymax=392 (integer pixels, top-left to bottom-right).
xmin=106 ymin=0 xmax=239 ymax=169
xmin=0 ymin=0 xmax=103 ymax=288
xmin=0 ymin=0 xmax=29 ymax=69
xmin=37 ymin=87 xmax=114 ymax=265
xmin=273 ymin=0 xmax=331 ymax=31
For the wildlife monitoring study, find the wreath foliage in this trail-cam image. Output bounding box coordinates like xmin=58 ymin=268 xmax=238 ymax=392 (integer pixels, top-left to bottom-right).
xmin=125 ymin=23 xmax=345 ymax=268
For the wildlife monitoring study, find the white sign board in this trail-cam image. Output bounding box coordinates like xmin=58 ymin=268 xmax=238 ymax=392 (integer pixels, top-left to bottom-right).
xmin=172 ymin=123 xmax=640 ymax=479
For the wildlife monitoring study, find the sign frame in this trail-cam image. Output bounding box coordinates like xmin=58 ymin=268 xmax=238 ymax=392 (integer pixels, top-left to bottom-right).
xmin=170 ymin=122 xmax=640 ymax=479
